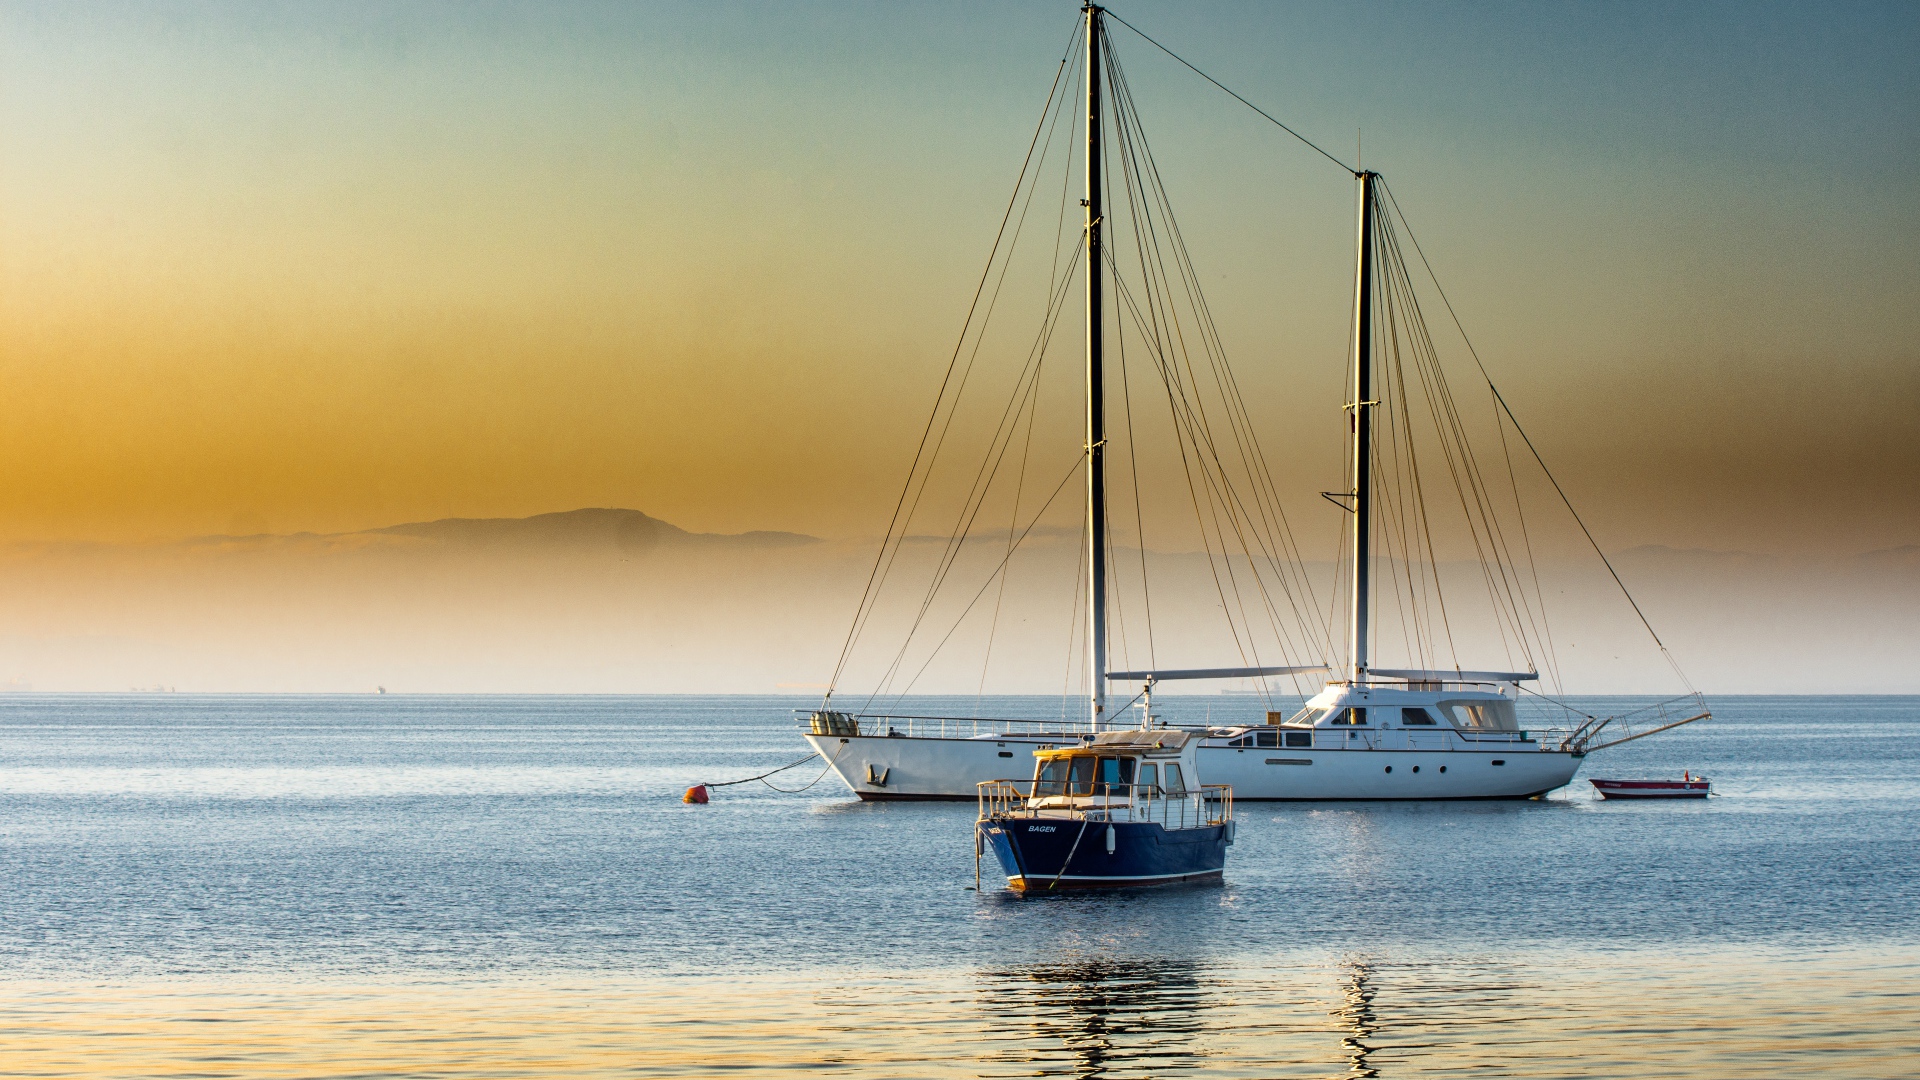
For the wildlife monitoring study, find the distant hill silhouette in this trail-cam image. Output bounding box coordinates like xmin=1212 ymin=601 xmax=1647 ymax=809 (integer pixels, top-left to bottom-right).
xmin=1615 ymin=543 xmax=1920 ymax=578
xmin=367 ymin=507 xmax=818 ymax=552
xmin=162 ymin=507 xmax=819 ymax=554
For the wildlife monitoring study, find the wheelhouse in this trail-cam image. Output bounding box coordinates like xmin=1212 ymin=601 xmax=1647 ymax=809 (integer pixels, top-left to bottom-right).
xmin=1279 ymin=683 xmax=1521 ymax=730
xmin=1032 ymin=748 xmax=1190 ymax=800
xmin=1210 ymin=680 xmax=1538 ymax=750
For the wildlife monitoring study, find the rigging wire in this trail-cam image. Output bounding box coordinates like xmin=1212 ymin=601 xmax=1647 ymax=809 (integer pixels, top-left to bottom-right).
xmin=862 ymin=91 xmax=1086 ymax=706
xmin=1492 ymin=391 xmax=1565 ymax=696
xmin=1100 ymin=36 xmax=1333 ymax=686
xmin=1107 ymin=38 xmax=1334 ymax=662
xmin=1113 ymin=239 xmax=1158 ymax=672
xmin=1376 ymin=180 xmax=1697 ymax=693
xmin=823 ymin=20 xmax=1082 ymax=704
xmin=1372 ymin=205 xmax=1535 ymax=674
xmin=1062 ymin=499 xmax=1091 ymax=718
xmin=975 ymin=320 xmax=1050 ymax=709
xmin=885 ymin=454 xmax=1092 ymax=703
xmin=868 ymin=245 xmax=1085 ymax=707
xmin=865 ymin=40 xmax=1094 ymax=710
xmin=1102 ymin=8 xmax=1356 ymax=175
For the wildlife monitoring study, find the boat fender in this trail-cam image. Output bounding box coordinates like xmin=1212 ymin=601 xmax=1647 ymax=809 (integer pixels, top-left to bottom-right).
xmin=1105 ymin=824 xmax=1115 ymax=854
xmin=683 ymin=785 xmax=710 ymax=804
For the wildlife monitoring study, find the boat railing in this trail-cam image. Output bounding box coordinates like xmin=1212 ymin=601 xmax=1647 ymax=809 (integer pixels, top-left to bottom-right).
xmin=803 ymin=710 xmax=1096 ymax=741
xmin=1561 ymin=692 xmax=1712 ymax=754
xmin=977 ymin=780 xmax=1231 ymax=829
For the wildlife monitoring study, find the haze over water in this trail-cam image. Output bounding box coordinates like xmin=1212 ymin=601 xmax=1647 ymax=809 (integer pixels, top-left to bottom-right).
xmin=3 ymin=693 xmax=1914 ymax=1077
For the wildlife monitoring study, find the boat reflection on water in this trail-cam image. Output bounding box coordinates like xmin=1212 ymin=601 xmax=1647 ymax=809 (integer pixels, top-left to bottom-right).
xmin=1338 ymin=960 xmax=1381 ymax=1079
xmin=967 ymin=955 xmax=1408 ymax=1079
xmin=973 ymin=958 xmax=1211 ymax=1078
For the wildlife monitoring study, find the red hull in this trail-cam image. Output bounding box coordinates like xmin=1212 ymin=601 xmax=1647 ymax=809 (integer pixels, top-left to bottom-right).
xmin=1591 ymin=778 xmax=1709 ymax=799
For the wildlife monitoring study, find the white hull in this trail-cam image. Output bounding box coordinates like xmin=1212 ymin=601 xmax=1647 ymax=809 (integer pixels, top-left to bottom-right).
xmin=804 ymin=731 xmax=1582 ymax=801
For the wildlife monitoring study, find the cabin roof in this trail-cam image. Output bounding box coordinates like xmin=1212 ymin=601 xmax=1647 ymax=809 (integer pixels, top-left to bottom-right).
xmin=1034 ymin=729 xmax=1192 ymax=759
xmin=1092 ymin=729 xmax=1191 ymax=750
xmin=1305 ymin=684 xmax=1511 ymax=709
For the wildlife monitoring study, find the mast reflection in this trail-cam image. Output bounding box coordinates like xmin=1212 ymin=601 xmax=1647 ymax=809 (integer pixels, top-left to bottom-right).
xmin=1337 ymin=958 xmax=1380 ymax=1078
xmin=974 ymin=958 xmax=1210 ymax=1078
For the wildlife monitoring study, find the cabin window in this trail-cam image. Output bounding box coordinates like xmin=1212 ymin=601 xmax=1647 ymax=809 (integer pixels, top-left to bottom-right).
xmin=1438 ymin=700 xmax=1520 ymax=731
xmin=1137 ymin=763 xmax=1159 ymax=795
xmin=1255 ymin=730 xmax=1278 ymax=748
xmin=1284 ymin=731 xmax=1313 ymax=748
xmin=1035 ymin=759 xmax=1069 ymax=796
xmin=1067 ymin=756 xmax=1097 ymax=794
xmin=1097 ymin=756 xmax=1134 ymax=795
xmin=1227 ymin=734 xmax=1253 ymax=747
xmin=1326 ymin=708 xmax=1366 ymax=726
xmin=1402 ymin=708 xmax=1437 ymax=725
xmin=1162 ymin=763 xmax=1187 ymax=795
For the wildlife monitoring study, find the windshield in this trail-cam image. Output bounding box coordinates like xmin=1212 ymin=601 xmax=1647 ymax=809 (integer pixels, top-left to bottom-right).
xmin=1036 ymin=755 xmax=1135 ymax=796
xmin=1034 ymin=759 xmax=1068 ymax=796
xmin=1067 ymin=756 xmax=1096 ymax=794
xmin=1438 ymin=700 xmax=1519 ymax=730
xmin=1162 ymin=763 xmax=1187 ymax=795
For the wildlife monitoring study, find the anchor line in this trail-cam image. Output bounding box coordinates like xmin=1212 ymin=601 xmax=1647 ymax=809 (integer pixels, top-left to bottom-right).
xmin=1048 ymin=817 xmax=1093 ymax=890
xmin=703 ymin=743 xmax=847 ymax=794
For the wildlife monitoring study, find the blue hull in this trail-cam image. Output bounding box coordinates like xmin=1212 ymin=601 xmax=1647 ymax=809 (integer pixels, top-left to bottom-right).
xmin=981 ymin=817 xmax=1230 ymax=891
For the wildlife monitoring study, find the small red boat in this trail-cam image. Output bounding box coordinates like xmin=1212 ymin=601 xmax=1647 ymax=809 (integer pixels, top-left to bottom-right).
xmin=1590 ymin=772 xmax=1710 ymax=799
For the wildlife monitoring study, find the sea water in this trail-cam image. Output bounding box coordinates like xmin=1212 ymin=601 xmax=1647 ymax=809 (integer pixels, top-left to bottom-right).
xmin=0 ymin=694 xmax=1914 ymax=1077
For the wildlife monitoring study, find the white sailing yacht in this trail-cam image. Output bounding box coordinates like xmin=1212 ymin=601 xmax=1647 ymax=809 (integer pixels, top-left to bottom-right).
xmin=803 ymin=6 xmax=1706 ymax=800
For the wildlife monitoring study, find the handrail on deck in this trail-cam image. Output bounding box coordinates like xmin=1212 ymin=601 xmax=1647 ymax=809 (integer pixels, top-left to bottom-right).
xmin=803 ymin=709 xmax=1095 ymax=741
xmin=977 ymin=780 xmax=1231 ymax=829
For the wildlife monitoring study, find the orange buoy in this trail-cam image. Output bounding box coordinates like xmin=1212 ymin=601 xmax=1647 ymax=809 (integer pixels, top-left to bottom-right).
xmin=683 ymin=784 xmax=710 ymax=804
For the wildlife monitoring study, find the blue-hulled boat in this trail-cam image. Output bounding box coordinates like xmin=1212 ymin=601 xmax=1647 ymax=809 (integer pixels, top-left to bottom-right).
xmin=977 ymin=729 xmax=1233 ymax=891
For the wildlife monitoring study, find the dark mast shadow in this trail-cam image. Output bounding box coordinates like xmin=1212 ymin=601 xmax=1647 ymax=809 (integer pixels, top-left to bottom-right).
xmin=973 ymin=958 xmax=1211 ymax=1078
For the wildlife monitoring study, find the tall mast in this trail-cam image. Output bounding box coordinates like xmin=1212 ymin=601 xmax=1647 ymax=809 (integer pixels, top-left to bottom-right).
xmin=1084 ymin=3 xmax=1108 ymax=730
xmin=1349 ymin=171 xmax=1375 ymax=684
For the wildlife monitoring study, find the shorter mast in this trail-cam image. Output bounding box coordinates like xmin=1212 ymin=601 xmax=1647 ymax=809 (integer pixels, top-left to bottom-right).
xmin=1349 ymin=171 xmax=1376 ymax=685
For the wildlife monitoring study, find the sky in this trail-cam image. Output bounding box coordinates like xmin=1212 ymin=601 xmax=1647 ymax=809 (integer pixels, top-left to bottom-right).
xmin=2 ymin=0 xmax=1916 ymax=559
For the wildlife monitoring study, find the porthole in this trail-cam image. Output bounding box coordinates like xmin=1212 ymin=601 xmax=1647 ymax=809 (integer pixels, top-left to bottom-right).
xmin=1412 ymin=765 xmax=1420 ymax=773
xmin=1383 ymin=765 xmax=1393 ymax=774
xmin=1439 ymin=765 xmax=1447 ymax=774
xmin=1491 ymin=759 xmax=1506 ymax=766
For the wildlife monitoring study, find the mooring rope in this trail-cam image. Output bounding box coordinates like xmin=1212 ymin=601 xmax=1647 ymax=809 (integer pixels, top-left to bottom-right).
xmin=695 ymin=741 xmax=849 ymax=797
